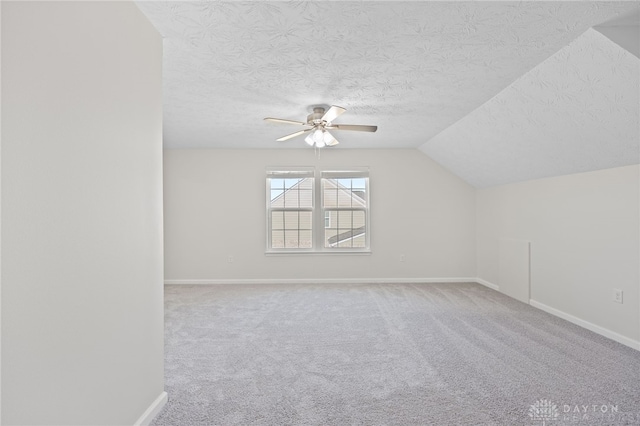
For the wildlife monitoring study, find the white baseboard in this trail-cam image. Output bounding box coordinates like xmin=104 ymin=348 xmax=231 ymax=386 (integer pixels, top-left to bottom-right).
xmin=475 ymin=278 xmax=499 ymax=291
xmin=134 ymin=391 xmax=168 ymax=426
xmin=165 ymin=277 xmax=477 ymax=285
xmin=529 ymin=300 xmax=640 ymax=351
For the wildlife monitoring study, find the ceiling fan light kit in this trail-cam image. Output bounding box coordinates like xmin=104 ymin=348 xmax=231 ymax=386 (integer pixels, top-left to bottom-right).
xmin=265 ymin=105 xmax=377 ymax=148
xmin=305 ymin=128 xmax=338 ymax=148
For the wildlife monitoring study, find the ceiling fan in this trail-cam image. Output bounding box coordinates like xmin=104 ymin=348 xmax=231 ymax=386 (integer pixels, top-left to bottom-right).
xmin=264 ymin=105 xmax=377 ymax=148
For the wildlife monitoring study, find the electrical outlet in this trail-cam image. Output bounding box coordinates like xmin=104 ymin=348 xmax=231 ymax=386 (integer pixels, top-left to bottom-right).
xmin=228 ymin=255 xmax=234 ymax=263
xmin=613 ymin=289 xmax=623 ymax=304
xmin=399 ymin=254 xmax=405 ymax=262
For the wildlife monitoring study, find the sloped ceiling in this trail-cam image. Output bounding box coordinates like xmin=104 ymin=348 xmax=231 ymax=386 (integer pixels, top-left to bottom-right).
xmin=594 ymin=8 xmax=640 ymax=58
xmin=136 ymin=1 xmax=639 ymax=187
xmin=420 ymin=28 xmax=639 ymax=188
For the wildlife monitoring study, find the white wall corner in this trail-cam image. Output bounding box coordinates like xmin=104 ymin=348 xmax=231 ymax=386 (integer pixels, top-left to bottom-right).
xmin=134 ymin=391 xmax=167 ymax=426
xmin=475 ymin=278 xmax=499 ymax=291
xmin=530 ymin=300 xmax=640 ymax=352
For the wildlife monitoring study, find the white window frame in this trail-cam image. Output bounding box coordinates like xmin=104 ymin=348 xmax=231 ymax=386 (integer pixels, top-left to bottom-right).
xmin=266 ymin=167 xmax=315 ymax=252
xmin=320 ymin=170 xmax=370 ymax=252
xmin=266 ymin=167 xmax=370 ymax=254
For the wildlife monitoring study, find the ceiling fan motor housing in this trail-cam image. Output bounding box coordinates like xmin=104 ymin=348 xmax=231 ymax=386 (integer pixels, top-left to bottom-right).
xmin=307 ymin=107 xmax=327 ymax=125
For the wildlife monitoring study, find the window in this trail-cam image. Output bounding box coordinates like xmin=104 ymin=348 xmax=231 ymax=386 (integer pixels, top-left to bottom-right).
xmin=321 ymin=172 xmax=369 ymax=249
xmin=267 ymin=169 xmax=314 ymax=249
xmin=266 ymin=168 xmax=369 ymax=252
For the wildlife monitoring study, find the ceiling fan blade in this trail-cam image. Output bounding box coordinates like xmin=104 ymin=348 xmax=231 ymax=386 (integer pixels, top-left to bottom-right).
xmin=264 ymin=117 xmax=308 ymax=126
xmin=324 ymin=131 xmax=339 ymax=147
xmin=329 ymin=124 xmax=378 ymax=132
xmin=321 ymin=105 xmax=346 ymax=123
xmin=276 ymin=128 xmax=312 ymax=142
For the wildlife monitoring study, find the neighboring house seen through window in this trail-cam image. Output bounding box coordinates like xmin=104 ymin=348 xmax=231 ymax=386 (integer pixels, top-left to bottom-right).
xmin=267 ymin=169 xmax=314 ymax=249
xmin=321 ymin=172 xmax=368 ymax=249
xmin=267 ymin=168 xmax=369 ymax=252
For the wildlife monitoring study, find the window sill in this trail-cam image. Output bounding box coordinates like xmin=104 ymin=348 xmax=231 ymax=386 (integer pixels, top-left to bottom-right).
xmin=265 ymin=250 xmax=371 ymax=256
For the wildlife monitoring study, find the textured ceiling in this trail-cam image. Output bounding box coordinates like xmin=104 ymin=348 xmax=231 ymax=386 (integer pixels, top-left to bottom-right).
xmin=135 ymin=1 xmax=639 ymax=188
xmin=419 ymin=28 xmax=639 ymax=188
xmin=136 ymin=1 xmax=636 ymax=152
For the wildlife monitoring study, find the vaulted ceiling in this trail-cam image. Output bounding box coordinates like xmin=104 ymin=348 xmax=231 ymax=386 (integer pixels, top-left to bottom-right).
xmin=136 ymin=1 xmax=639 ymax=187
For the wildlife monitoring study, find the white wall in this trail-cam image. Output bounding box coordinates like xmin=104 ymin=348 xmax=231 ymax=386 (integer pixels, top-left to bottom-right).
xmin=2 ymin=2 xmax=164 ymax=424
xmin=0 ymin=2 xmax=3 ymax=420
xmin=476 ymin=165 xmax=640 ymax=345
xmin=164 ymin=149 xmax=476 ymax=282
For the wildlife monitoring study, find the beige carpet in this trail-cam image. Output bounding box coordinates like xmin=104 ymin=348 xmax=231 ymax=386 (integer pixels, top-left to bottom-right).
xmin=152 ymin=282 xmax=640 ymax=425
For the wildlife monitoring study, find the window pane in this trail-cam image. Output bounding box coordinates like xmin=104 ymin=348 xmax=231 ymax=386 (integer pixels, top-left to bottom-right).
xmin=322 ymin=184 xmax=337 ymax=207
xmin=324 ymin=210 xmax=342 ymax=234
xmin=324 ymin=229 xmax=338 ymax=248
xmin=268 ymin=211 xmax=313 ymax=248
xmin=271 ymin=230 xmax=284 ymax=248
xmin=270 ymin=190 xmax=284 ymax=205
xmin=326 ymin=189 xmax=338 ymax=208
xmin=322 ymin=177 xmax=368 ymax=208
xmin=299 ymin=230 xmax=312 ymax=248
xmin=352 ymin=189 xmax=367 ymax=207
xmin=270 ymin=179 xmax=284 ymax=190
xmin=325 ymin=211 xmax=337 ymax=229
xmin=284 ymin=211 xmax=298 ymax=229
xmin=284 ymin=230 xmax=301 ymax=248
xmin=284 ymin=178 xmax=300 ymax=189
xmin=271 ymin=211 xmax=284 ymax=230
xmin=352 ymin=234 xmax=366 ymax=248
xmin=338 ymin=211 xmax=353 ymax=228
xmin=299 ymin=211 xmax=312 ymax=230
xmin=281 ymin=230 xmax=313 ymax=249
xmin=352 ymin=178 xmax=366 ymax=191
xmin=353 ymin=210 xmax=366 ymax=228
xmin=337 ymin=187 xmax=355 ymax=208
xmin=337 ymin=178 xmax=352 ymax=188
xmin=338 ymin=236 xmax=352 ymax=248
xmin=298 ymin=178 xmax=313 ymax=190
xmin=323 ymin=209 xmax=367 ymax=249
xmin=299 ymin=189 xmax=312 ymax=208
xmin=283 ymin=190 xmax=294 ymax=208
